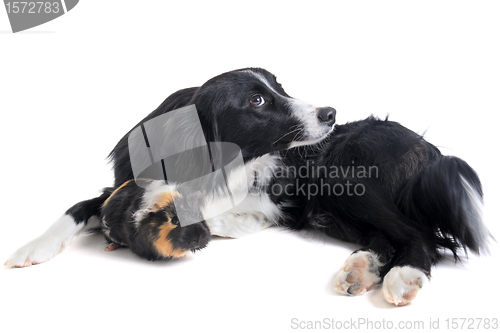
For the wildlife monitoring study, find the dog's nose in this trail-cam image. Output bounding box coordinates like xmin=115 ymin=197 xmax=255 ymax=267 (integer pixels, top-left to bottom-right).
xmin=317 ymin=107 xmax=336 ymax=126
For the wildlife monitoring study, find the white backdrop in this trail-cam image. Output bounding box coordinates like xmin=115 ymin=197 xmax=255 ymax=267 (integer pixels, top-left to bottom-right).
xmin=1 ymin=1 xmax=499 ymax=332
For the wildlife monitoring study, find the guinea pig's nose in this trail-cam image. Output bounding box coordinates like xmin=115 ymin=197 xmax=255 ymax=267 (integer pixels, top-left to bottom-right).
xmin=187 ymin=233 xmax=208 ymax=249
xmin=188 ymin=238 xmax=198 ymax=248
xmin=317 ymin=107 xmax=336 ymax=126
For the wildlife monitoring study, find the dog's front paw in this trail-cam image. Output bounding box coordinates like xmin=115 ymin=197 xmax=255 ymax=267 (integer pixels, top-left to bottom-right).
xmin=382 ymin=266 xmax=427 ymax=306
xmin=334 ymin=251 xmax=383 ymax=296
xmin=4 ymin=215 xmax=83 ymax=268
xmin=4 ymin=235 xmax=67 ymax=268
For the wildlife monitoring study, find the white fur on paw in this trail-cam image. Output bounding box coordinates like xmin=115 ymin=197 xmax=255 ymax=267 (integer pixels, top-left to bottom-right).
xmin=334 ymin=251 xmax=383 ymax=296
xmin=4 ymin=215 xmax=83 ymax=268
xmin=4 ymin=236 xmax=67 ymax=268
xmin=382 ymin=266 xmax=427 ymax=306
xmin=207 ymin=212 xmax=273 ymax=238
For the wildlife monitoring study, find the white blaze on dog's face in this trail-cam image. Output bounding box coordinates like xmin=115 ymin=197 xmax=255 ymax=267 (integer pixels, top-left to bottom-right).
xmin=245 ymin=70 xmax=336 ymax=149
xmin=286 ymin=99 xmax=336 ymax=148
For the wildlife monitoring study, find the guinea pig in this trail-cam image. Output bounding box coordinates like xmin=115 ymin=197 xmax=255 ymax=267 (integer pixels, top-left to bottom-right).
xmin=100 ymin=179 xmax=211 ymax=261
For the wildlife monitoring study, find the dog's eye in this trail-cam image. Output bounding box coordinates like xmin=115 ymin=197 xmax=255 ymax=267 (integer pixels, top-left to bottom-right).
xmin=171 ymin=217 xmax=180 ymax=226
xmin=250 ymin=94 xmax=265 ymax=106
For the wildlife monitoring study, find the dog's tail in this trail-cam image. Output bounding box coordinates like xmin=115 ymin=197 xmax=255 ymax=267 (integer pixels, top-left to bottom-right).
xmin=397 ymin=156 xmax=492 ymax=259
xmin=4 ymin=188 xmax=114 ymax=268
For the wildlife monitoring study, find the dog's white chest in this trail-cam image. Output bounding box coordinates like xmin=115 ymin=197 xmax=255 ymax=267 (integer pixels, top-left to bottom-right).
xmin=201 ymin=154 xmax=282 ymax=238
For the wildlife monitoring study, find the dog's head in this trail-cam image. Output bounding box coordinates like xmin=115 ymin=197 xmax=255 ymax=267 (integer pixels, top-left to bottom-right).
xmin=191 ymin=68 xmax=336 ymax=159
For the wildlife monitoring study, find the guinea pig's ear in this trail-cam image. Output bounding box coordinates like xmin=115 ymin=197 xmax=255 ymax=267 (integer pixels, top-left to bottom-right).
xmin=147 ymin=203 xmax=162 ymax=213
xmin=147 ymin=191 xmax=180 ymax=212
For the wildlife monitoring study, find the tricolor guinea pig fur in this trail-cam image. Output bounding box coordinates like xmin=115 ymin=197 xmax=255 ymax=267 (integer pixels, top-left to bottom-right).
xmin=100 ymin=180 xmax=211 ymax=261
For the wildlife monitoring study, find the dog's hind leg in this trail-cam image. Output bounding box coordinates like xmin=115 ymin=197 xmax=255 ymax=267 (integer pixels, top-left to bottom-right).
xmin=4 ymin=190 xmax=111 ymax=268
xmin=317 ymin=181 xmax=433 ymax=306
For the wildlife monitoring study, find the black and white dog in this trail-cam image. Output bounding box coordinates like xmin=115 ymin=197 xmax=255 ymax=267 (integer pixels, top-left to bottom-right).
xmin=5 ymin=68 xmax=490 ymax=306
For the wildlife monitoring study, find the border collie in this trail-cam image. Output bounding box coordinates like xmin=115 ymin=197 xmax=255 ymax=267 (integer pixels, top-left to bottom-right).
xmin=5 ymin=68 xmax=490 ymax=306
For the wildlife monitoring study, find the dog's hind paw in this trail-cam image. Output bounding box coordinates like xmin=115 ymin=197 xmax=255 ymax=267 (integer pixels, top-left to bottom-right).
xmin=334 ymin=251 xmax=383 ymax=296
xmin=382 ymin=266 xmax=427 ymax=306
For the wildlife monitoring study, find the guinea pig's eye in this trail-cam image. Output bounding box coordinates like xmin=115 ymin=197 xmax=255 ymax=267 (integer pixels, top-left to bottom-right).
xmin=250 ymin=94 xmax=265 ymax=106
xmin=171 ymin=216 xmax=180 ymax=226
